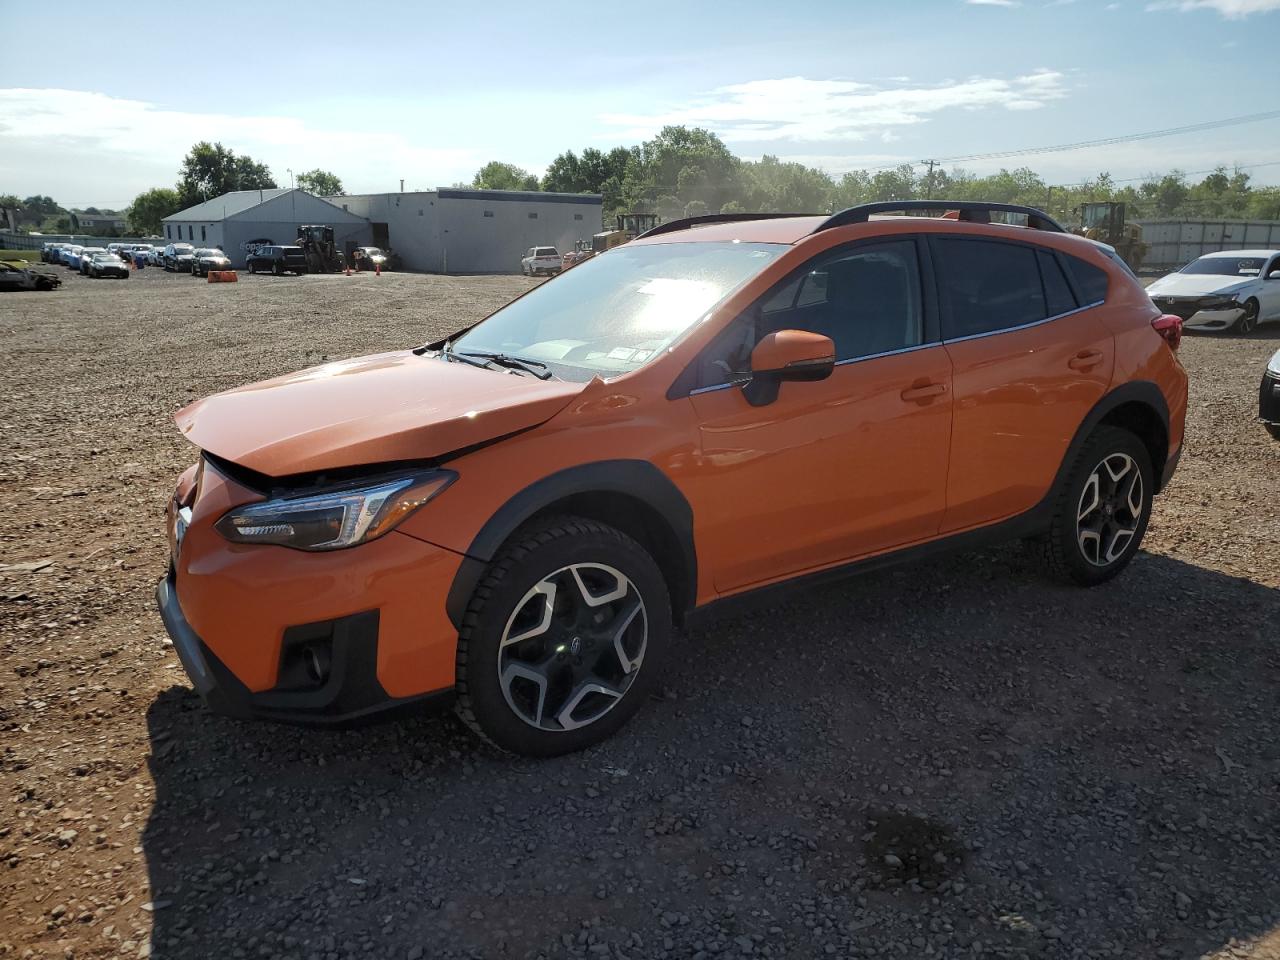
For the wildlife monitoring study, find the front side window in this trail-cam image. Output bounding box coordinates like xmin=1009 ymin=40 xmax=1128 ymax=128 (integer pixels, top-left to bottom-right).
xmin=935 ymin=238 xmax=1046 ymax=340
xmin=451 ymin=241 xmax=783 ymax=382
xmin=695 ymin=240 xmax=925 ymax=389
xmin=1180 ymin=256 xmax=1264 ymax=277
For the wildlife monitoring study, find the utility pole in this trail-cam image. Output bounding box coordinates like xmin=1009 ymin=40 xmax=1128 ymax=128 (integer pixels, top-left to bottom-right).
xmin=922 ymin=159 xmax=938 ymax=199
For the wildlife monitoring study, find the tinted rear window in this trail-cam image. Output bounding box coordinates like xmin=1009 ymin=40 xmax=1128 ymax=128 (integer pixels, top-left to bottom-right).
xmin=1063 ymin=254 xmax=1109 ymax=304
xmin=935 ymin=238 xmax=1046 ymax=339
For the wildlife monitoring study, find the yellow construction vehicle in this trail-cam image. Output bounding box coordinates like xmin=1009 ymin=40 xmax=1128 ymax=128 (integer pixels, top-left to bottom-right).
xmin=591 ymin=213 xmax=660 ymax=254
xmin=1076 ymin=202 xmax=1148 ymax=273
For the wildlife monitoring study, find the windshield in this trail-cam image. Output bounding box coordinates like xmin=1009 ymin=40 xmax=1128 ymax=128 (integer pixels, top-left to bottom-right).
xmin=534 ymin=248 xmax=559 ymax=257
xmin=362 ymin=247 xmax=383 ymax=256
xmin=451 ymin=241 xmax=783 ymax=381
xmin=194 ymin=249 xmax=221 ymax=257
xmin=173 ymin=244 xmax=193 ymax=253
xmin=1181 ymin=256 xmax=1264 ymax=277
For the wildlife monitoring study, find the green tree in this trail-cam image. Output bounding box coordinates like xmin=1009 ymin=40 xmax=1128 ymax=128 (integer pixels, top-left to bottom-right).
xmin=127 ymin=187 xmax=183 ymax=235
xmin=541 ymin=151 xmax=585 ymax=193
xmin=177 ymin=141 xmax=277 ymax=207
xmin=473 ymin=161 xmax=540 ymax=191
xmin=23 ymin=195 xmax=61 ymax=217
xmin=740 ymin=156 xmax=834 ymax=212
xmin=296 ymin=169 xmax=344 ymax=196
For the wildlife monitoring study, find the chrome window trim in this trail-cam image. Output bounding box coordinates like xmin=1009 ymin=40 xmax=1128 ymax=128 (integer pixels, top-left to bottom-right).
xmin=941 ymin=299 xmax=1104 ymax=345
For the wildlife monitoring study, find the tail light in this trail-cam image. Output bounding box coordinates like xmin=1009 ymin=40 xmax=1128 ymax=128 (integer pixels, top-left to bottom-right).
xmin=1152 ymin=314 xmax=1182 ymax=351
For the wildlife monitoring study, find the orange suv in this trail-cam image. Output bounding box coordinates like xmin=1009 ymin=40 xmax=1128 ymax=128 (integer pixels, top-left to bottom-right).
xmin=157 ymin=201 xmax=1187 ymax=755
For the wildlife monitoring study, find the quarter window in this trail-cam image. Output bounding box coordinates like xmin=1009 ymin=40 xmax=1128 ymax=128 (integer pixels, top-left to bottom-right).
xmin=1063 ymin=254 xmax=1110 ymax=304
xmin=1038 ymin=250 xmax=1076 ymax=317
xmin=935 ymin=238 xmax=1046 ymax=340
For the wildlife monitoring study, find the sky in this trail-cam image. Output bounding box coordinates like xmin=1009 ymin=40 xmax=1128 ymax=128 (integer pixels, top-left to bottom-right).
xmin=2 ymin=0 xmax=1279 ymax=209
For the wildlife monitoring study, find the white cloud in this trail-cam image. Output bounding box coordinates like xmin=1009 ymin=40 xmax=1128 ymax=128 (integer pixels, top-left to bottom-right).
xmin=1145 ymin=0 xmax=1280 ymax=16
xmin=0 ymin=88 xmax=483 ymax=203
xmin=598 ymin=72 xmax=1068 ymax=144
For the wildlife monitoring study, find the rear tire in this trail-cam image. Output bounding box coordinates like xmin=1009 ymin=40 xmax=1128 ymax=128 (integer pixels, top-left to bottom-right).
xmin=1029 ymin=425 xmax=1154 ymax=586
xmin=1266 ymin=424 xmax=1280 ymax=441
xmin=454 ymin=517 xmax=670 ymax=757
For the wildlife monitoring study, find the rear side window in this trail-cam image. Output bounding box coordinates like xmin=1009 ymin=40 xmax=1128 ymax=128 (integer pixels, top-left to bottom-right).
xmin=1037 ymin=250 xmax=1076 ymax=317
xmin=935 ymin=238 xmax=1045 ymax=340
xmin=1063 ymin=254 xmax=1109 ymax=305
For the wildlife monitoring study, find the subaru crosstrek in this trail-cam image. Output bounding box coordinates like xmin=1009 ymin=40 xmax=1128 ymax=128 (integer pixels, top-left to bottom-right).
xmin=157 ymin=201 xmax=1188 ymax=756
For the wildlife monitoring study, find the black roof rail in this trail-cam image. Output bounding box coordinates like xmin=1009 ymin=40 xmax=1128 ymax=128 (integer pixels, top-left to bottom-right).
xmin=637 ymin=212 xmax=824 ymax=240
xmin=814 ymin=200 xmax=1065 ymax=234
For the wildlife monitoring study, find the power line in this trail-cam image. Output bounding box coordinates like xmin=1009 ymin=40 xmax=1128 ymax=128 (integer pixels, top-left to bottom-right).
xmin=933 ymin=110 xmax=1280 ymax=165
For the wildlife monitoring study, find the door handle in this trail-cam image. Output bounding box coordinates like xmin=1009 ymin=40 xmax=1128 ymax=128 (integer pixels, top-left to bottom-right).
xmin=1068 ymin=350 xmax=1104 ymax=371
xmin=900 ymin=381 xmax=947 ymax=402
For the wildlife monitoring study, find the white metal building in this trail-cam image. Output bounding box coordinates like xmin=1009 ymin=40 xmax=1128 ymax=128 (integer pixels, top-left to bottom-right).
xmin=161 ymin=189 xmax=372 ymax=268
xmin=1137 ymin=217 xmax=1280 ymax=271
xmin=330 ymin=189 xmax=603 ymax=274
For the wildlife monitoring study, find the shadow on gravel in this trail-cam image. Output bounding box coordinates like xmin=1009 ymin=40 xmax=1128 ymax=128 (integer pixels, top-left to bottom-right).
xmin=142 ymin=549 xmax=1280 ymax=959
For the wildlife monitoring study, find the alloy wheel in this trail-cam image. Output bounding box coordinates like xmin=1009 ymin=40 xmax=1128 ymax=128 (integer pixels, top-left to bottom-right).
xmin=498 ymin=562 xmax=647 ymax=732
xmin=1076 ymin=452 xmax=1144 ymax=567
xmin=1240 ymin=301 xmax=1259 ymax=334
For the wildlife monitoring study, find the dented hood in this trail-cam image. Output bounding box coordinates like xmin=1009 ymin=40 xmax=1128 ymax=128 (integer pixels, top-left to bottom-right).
xmin=175 ymin=351 xmax=586 ymax=476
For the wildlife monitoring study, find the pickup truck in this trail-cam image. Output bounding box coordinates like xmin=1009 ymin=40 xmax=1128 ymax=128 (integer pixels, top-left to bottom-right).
xmin=520 ymin=246 xmax=562 ymax=276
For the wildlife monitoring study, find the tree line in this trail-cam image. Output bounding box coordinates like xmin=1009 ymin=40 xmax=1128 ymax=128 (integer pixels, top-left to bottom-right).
xmin=6 ymin=126 xmax=1278 ymax=238
xmin=470 ymin=125 xmax=1280 ymax=225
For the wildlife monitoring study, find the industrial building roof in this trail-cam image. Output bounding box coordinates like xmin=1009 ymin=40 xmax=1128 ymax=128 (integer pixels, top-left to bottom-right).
xmin=164 ymin=189 xmax=292 ymax=222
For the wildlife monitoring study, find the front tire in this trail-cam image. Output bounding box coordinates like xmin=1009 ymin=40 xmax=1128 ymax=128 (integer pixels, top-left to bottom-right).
xmin=1266 ymin=424 xmax=1280 ymax=442
xmin=1030 ymin=425 xmax=1154 ymax=586
xmin=455 ymin=517 xmax=670 ymax=756
xmin=1232 ymin=299 xmax=1260 ymax=334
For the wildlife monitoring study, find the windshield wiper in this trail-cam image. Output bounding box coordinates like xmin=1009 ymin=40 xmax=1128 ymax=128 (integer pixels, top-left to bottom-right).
xmin=436 ymin=341 xmax=492 ymax=371
xmin=458 ymin=351 xmax=554 ymax=380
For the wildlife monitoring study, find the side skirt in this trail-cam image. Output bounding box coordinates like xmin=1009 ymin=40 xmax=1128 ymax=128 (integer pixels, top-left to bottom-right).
xmin=684 ymin=501 xmax=1050 ymax=631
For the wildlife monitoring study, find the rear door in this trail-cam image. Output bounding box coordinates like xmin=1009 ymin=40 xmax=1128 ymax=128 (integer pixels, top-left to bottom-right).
xmin=933 ymin=236 xmax=1114 ymax=532
xmin=687 ymin=237 xmax=954 ymax=592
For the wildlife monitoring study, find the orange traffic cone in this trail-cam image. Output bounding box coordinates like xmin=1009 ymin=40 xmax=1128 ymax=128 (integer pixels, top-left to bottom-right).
xmin=375 ymin=262 xmax=381 ymax=277
xmin=345 ymin=264 xmax=351 ymax=276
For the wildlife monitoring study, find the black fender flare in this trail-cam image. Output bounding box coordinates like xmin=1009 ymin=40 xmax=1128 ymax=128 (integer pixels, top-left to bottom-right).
xmin=1050 ymin=380 xmax=1171 ymax=499
xmin=445 ymin=460 xmax=697 ymax=630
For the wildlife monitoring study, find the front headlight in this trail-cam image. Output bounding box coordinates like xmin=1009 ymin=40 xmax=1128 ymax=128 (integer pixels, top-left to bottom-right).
xmin=1267 ymin=349 xmax=1280 ymax=376
xmin=1198 ymin=294 xmax=1239 ymax=310
xmin=215 ymin=470 xmax=455 ymax=551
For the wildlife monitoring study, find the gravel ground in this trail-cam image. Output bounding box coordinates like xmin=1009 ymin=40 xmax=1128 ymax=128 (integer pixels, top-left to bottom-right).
xmin=1 ymin=266 xmax=1277 ymax=960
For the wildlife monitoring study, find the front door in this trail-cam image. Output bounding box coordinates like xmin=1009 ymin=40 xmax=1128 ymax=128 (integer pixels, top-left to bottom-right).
xmin=686 ymin=238 xmax=954 ymax=593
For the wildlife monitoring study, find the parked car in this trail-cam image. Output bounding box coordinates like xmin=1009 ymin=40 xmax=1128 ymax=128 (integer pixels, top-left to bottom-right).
xmin=1261 ymin=348 xmax=1280 ymax=441
xmin=77 ymin=247 xmax=109 ymax=274
xmin=352 ymin=246 xmax=389 ymax=272
xmin=245 ymin=244 xmax=307 ymax=275
xmin=191 ymin=248 xmax=233 ymax=277
xmin=1146 ymin=250 xmax=1280 ymax=334
xmin=130 ymin=245 xmax=154 ymax=267
xmin=87 ymin=252 xmax=130 ymax=279
xmin=0 ymin=260 xmax=62 ymax=291
xmin=41 ymin=242 xmax=67 ymax=263
xmin=62 ymin=245 xmax=85 ymax=268
xmin=157 ymin=200 xmax=1188 ymax=755
xmin=521 ymin=246 xmax=562 ymax=276
xmin=146 ymin=247 xmax=165 ymax=267
xmin=164 ymin=243 xmax=196 ymax=272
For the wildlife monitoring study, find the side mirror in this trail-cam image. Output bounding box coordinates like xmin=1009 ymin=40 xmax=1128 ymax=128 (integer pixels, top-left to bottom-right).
xmin=1268 ymin=270 xmax=1280 ymax=280
xmin=742 ymin=330 xmax=836 ymax=406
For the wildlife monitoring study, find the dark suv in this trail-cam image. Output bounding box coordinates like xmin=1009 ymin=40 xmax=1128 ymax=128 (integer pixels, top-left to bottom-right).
xmin=246 ymin=245 xmax=308 ymax=276
xmin=163 ymin=243 xmax=196 ymax=272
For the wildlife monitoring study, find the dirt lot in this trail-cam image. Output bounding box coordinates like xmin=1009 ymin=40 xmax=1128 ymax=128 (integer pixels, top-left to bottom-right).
xmin=1 ymin=265 xmax=1277 ymax=960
